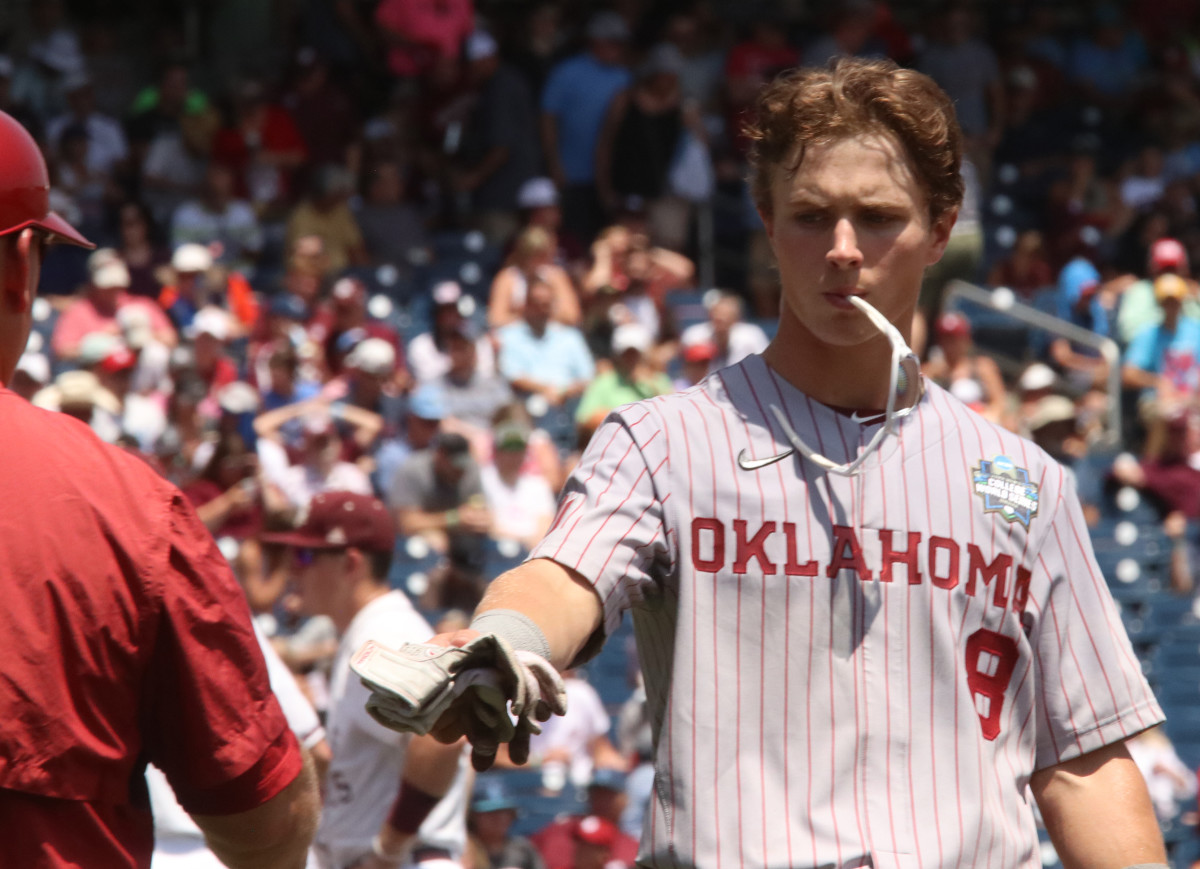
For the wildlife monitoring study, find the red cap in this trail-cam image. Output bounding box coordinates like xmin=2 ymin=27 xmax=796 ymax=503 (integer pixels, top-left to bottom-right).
xmin=573 ymin=815 xmax=619 ymax=848
xmin=936 ymin=311 xmax=971 ymax=338
xmin=0 ymin=110 xmax=93 ymax=248
xmin=1151 ymin=238 xmax=1188 ymax=272
xmin=99 ymin=346 xmax=137 ymax=373
xmin=682 ymin=340 xmax=716 ymax=363
xmin=261 ymin=492 xmax=395 ymax=553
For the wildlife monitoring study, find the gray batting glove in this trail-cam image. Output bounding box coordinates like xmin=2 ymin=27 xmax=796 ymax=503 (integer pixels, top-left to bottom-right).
xmin=351 ymin=634 xmax=568 ymax=771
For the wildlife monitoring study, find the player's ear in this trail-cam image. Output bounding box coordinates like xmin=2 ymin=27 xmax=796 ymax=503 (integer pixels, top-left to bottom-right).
xmin=925 ymin=207 xmax=958 ymax=266
xmin=1 ymin=229 xmax=36 ymax=314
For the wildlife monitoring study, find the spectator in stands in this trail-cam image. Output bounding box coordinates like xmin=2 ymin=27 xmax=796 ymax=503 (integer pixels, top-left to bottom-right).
xmin=595 ymin=43 xmax=695 ymax=251
xmin=32 ymin=369 xmax=123 ymax=443
xmin=540 ymin=11 xmax=633 ymax=244
xmin=11 ymin=352 xmax=50 ymax=403
xmin=804 ymin=1 xmax=890 ymax=67
xmin=489 ymin=226 xmax=581 ymax=328
xmin=285 ymin=164 xmax=368 ymax=277
xmin=1066 ymin=5 xmax=1149 ymax=112
xmin=674 ymin=337 xmax=716 ymax=390
xmin=1117 ymin=237 xmax=1200 ymax=346
xmin=211 ymin=79 xmax=307 ymax=213
xmin=161 ymin=242 xmax=260 ymax=336
xmin=515 ymin=177 xmax=578 ymax=260
xmin=986 ymin=229 xmax=1054 ymax=297
xmin=1049 ymin=251 xmax=1117 ymax=392
xmin=508 ymin=2 xmax=569 ymax=99
xmin=309 ymin=276 xmax=402 ymax=378
xmin=409 ymin=281 xmax=497 ymax=383
xmin=51 ymin=250 xmax=175 ymax=360
xmin=582 ymin=223 xmax=695 ymax=343
xmin=374 ymin=0 xmax=474 ymax=79
xmin=497 ymin=278 xmax=594 ymax=410
xmin=279 ymin=234 xmax=331 ymax=313
xmin=576 ymin=323 xmax=672 ymax=443
xmin=182 ymin=426 xmax=263 ymax=539
xmin=1110 ymin=414 xmax=1199 ymax=596
xmin=274 ymin=410 xmax=375 ymax=511
xmin=353 ymin=159 xmax=429 ymax=266
xmin=52 ymin=123 xmax=113 ymax=239
xmin=468 ymin=776 xmax=546 ymax=869
xmin=1123 ymin=273 xmax=1200 ymax=424
xmin=374 ymin=383 xmax=447 ymax=503
xmin=679 ymin=291 xmax=770 ymax=374
xmin=921 ymin=311 xmax=1008 ymax=424
xmin=918 ymin=4 xmax=1004 ymax=171
xmin=390 ymin=431 xmax=491 ymax=611
xmin=281 ymin=47 xmax=359 ymax=170
xmin=723 ymin=15 xmax=798 ymax=159
xmin=429 ymin=320 xmax=513 ymax=433
xmin=480 ymin=419 xmax=556 ymax=550
xmin=187 ymin=307 xmax=241 ymax=421
xmin=47 ymin=72 xmax=128 ymax=179
xmin=530 ymin=769 xmax=638 ymax=868
xmin=569 ymin=816 xmax=628 ymax=869
xmin=114 ymin=200 xmax=169 ymax=299
xmin=171 ymin=162 xmax=264 ymax=277
xmin=456 ymin=30 xmax=542 ymax=247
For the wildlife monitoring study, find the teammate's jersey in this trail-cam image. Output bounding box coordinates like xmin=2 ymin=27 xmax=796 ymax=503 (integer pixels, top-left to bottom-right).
xmin=316 ymin=591 xmax=469 ymax=869
xmin=532 ymin=354 xmax=1163 ymax=869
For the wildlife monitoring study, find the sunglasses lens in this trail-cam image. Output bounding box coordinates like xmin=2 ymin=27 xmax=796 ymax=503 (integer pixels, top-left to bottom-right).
xmin=294 ymin=548 xmax=315 ymax=567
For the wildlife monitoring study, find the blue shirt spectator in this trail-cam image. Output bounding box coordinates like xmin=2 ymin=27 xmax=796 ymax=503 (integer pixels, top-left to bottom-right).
xmin=498 ymin=320 xmax=595 ymax=392
xmin=541 ymin=27 xmax=632 ymax=184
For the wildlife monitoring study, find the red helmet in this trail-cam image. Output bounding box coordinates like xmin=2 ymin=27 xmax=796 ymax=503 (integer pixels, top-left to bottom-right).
xmin=0 ymin=110 xmax=93 ymax=248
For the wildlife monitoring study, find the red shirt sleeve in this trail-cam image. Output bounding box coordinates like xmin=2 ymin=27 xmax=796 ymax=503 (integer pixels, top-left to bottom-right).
xmin=141 ymin=493 xmax=300 ymax=814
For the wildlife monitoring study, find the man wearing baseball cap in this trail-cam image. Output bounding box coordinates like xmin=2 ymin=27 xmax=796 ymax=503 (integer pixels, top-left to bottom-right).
xmin=1117 ymin=236 xmax=1200 ymax=344
xmin=1123 ymin=273 xmax=1200 ymax=425
xmin=264 ymin=492 xmax=469 ymax=869
xmin=0 ymin=109 xmax=319 ymax=867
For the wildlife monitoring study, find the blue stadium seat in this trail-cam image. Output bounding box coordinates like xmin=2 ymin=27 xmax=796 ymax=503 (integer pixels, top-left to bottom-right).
xmin=388 ymin=535 xmax=442 ymax=602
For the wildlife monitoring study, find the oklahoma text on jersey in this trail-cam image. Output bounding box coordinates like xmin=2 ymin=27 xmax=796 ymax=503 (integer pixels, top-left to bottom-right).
xmin=689 ymin=520 xmax=1033 ymax=616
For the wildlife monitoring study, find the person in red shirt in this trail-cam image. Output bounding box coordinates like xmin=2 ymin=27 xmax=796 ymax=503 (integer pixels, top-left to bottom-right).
xmin=0 ymin=109 xmax=318 ymax=867
xmin=530 ymin=769 xmax=639 ymax=869
xmin=211 ymin=80 xmax=308 ymax=212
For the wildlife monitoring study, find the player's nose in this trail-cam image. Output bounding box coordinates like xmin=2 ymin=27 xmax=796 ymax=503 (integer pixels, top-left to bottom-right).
xmin=826 ymin=218 xmax=863 ymax=269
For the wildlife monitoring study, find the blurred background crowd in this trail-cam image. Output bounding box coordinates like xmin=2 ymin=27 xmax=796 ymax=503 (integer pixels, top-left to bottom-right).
xmin=9 ymin=0 xmax=1200 ymax=865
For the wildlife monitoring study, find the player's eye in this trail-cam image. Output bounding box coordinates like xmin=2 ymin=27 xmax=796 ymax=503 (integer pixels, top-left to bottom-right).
xmin=792 ymin=211 xmax=827 ymax=226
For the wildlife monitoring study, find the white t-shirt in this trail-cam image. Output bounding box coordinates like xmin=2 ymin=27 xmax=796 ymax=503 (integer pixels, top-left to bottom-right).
xmin=406 ymin=332 xmax=495 ymax=384
xmin=480 ymin=465 xmax=556 ymax=543
xmin=316 ymin=592 xmax=469 ymax=869
xmin=528 ymin=676 xmax=612 ymax=787
xmin=279 ymin=461 xmax=373 ymax=510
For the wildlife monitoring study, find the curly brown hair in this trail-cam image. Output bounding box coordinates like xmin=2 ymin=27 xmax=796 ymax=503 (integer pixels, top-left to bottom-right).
xmin=745 ymin=58 xmax=964 ymax=223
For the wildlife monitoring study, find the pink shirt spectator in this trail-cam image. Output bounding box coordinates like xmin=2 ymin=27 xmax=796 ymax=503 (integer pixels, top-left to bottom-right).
xmin=51 ymin=293 xmax=175 ymax=359
xmin=375 ymin=0 xmax=474 ymax=77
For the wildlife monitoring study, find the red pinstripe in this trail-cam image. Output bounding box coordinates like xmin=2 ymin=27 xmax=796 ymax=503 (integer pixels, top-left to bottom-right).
xmin=676 ymin=405 xmax=697 ymax=864
xmin=878 ymin=418 xmax=900 ymax=856
xmin=765 ymin=363 xmax=816 ymax=867
xmin=896 ymin=415 xmax=923 ymax=868
xmin=916 ymin=390 xmax=945 ymax=865
xmin=694 ymin=401 xmax=723 ymax=868
xmin=726 ymin=367 xmax=774 ymax=866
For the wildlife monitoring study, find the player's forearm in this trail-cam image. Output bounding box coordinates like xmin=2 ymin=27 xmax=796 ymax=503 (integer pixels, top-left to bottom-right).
xmin=474 ymin=558 xmax=603 ymax=670
xmin=375 ymin=735 xmax=465 ymax=857
xmin=1031 ymin=740 xmax=1166 ymax=869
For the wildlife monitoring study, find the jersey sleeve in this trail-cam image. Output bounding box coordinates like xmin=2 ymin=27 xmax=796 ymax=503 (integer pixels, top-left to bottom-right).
xmin=1030 ymin=467 xmax=1164 ymax=770
xmin=530 ymin=408 xmax=672 ymax=645
xmin=144 ymin=492 xmax=301 ymax=813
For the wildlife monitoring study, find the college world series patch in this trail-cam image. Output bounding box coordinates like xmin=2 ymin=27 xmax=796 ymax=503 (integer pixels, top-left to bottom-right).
xmin=972 ymin=455 xmax=1040 ymax=527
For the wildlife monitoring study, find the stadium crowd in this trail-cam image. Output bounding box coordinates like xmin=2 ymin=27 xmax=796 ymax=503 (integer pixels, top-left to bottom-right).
xmin=7 ymin=0 xmax=1200 ymax=865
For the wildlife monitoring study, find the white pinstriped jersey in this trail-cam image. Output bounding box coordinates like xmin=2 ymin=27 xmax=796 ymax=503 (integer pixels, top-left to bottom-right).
xmin=531 ymin=354 xmax=1163 ymax=869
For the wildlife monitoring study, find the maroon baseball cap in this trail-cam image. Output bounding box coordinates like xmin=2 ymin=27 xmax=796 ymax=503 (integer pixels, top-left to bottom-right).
xmin=262 ymin=492 xmax=395 ymax=553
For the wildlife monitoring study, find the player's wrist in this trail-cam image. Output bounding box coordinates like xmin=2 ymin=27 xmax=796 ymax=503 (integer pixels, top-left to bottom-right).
xmin=469 ymin=609 xmax=552 ymax=661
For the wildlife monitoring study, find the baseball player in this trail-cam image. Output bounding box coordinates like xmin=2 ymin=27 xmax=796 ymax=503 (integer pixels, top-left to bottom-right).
xmin=0 ymin=109 xmax=319 ymax=867
xmin=263 ymin=492 xmax=470 ymax=869
xmin=356 ymin=60 xmax=1167 ymax=868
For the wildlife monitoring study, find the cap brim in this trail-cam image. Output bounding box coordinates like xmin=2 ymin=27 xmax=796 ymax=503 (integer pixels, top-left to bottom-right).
xmin=37 ymin=212 xmax=96 ymax=249
xmin=258 ymin=530 xmax=340 ymax=548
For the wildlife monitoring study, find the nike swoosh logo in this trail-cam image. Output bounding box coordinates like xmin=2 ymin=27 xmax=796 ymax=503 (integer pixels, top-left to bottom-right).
xmin=736 ymin=448 xmax=795 ymax=470
xmin=849 ymin=411 xmax=886 ymax=425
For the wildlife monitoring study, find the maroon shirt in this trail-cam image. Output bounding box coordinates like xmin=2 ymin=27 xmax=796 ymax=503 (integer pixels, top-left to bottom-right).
xmin=0 ymin=390 xmax=300 ymax=867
